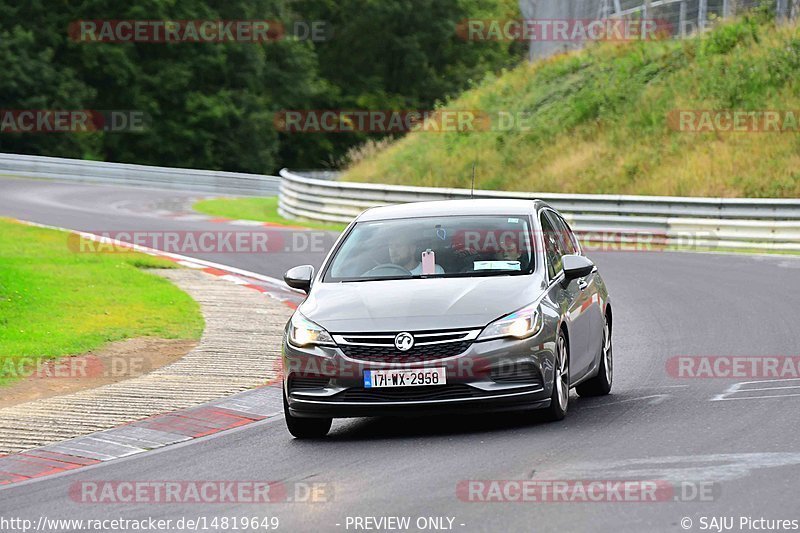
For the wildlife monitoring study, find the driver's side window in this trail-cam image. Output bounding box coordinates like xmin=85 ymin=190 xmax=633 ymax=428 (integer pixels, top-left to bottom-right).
xmin=540 ymin=212 xmax=562 ymax=279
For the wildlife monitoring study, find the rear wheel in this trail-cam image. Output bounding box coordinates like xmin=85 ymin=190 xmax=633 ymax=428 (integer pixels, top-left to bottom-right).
xmin=283 ymin=391 xmax=332 ymax=439
xmin=576 ymin=314 xmax=613 ymax=397
xmin=543 ymin=331 xmax=569 ymax=421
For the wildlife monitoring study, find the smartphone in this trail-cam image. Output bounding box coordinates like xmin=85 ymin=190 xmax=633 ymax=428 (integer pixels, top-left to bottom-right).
xmin=421 ymin=249 xmax=436 ymax=275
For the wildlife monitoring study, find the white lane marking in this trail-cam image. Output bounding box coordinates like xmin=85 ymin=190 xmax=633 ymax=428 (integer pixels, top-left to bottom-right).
xmin=230 ymin=219 xmax=267 ymax=226
xmin=218 ymin=274 xmax=248 ymax=285
xmin=711 ymin=382 xmax=741 ymax=401
xmin=712 ymin=378 xmax=800 ymax=401
xmin=714 ymin=392 xmax=800 ymax=401
xmin=0 ymin=411 xmax=286 ymax=492
xmin=177 ymin=260 xmax=206 ymax=269
xmin=535 ymin=452 xmax=800 ymax=483
xmin=733 ymin=384 xmax=800 ymax=392
xmin=581 ymin=394 xmax=670 ymax=409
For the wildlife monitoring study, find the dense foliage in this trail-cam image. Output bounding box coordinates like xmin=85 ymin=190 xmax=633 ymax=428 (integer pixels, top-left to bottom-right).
xmin=0 ymin=0 xmax=522 ymax=173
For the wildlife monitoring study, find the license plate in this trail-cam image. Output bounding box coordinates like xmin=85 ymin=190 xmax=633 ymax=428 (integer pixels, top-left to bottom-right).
xmin=363 ymin=368 xmax=446 ymax=388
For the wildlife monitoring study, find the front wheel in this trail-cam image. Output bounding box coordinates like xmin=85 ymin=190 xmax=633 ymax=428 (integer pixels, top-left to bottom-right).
xmin=284 ymin=391 xmax=332 ymax=439
xmin=542 ymin=331 xmax=569 ymax=421
xmin=576 ymin=314 xmax=613 ymax=397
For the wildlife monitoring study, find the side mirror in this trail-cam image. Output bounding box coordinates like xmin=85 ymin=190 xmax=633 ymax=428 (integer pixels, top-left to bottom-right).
xmin=562 ymin=255 xmax=595 ymax=281
xmin=284 ymin=265 xmax=315 ymax=293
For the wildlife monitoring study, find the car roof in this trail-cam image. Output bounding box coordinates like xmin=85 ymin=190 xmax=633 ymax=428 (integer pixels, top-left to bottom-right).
xmin=356 ymin=199 xmax=548 ymax=222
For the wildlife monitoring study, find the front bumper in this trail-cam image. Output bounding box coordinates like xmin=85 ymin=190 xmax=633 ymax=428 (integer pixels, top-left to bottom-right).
xmin=282 ymin=333 xmax=556 ymax=419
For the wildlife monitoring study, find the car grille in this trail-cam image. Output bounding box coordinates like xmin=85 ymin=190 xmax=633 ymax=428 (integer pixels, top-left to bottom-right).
xmin=289 ymin=375 xmax=330 ymax=390
xmin=332 ymin=329 xmax=480 ymax=362
xmin=334 ymin=384 xmax=485 ymax=402
xmin=338 ymin=341 xmax=472 ymax=362
xmin=332 ymin=384 xmax=540 ymax=403
xmin=490 ymin=363 xmax=543 ymax=387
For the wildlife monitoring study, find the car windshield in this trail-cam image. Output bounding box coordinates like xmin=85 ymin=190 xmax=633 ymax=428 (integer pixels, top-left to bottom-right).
xmin=324 ymin=215 xmax=536 ymax=282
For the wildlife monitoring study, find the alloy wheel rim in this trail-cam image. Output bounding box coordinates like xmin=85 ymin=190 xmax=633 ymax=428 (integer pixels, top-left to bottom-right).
xmin=556 ymin=335 xmax=569 ymax=411
xmin=603 ymin=319 xmax=613 ymax=385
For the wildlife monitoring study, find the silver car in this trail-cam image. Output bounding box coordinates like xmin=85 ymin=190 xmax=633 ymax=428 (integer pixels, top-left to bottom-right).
xmin=281 ymin=200 xmax=613 ymax=438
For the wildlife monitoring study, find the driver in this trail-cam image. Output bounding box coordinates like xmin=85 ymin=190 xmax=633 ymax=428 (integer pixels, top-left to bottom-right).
xmin=388 ymin=233 xmax=444 ymax=275
xmin=495 ymin=235 xmax=523 ymax=263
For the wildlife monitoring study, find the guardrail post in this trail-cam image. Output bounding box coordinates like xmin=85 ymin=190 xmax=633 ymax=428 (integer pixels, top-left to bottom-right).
xmin=679 ymin=1 xmax=688 ymax=37
xmin=777 ymin=0 xmax=788 ymax=20
xmin=698 ymin=0 xmax=708 ymax=29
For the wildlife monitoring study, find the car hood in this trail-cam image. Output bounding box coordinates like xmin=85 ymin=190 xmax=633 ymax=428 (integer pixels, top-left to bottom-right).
xmin=298 ymin=274 xmax=547 ymax=332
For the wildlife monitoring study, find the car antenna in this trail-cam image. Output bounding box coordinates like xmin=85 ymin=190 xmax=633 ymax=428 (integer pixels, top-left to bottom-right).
xmin=471 ymin=161 xmax=476 ymax=199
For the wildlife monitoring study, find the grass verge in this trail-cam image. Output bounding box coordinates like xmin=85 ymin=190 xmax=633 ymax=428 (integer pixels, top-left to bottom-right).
xmin=343 ymin=17 xmax=800 ymax=198
xmin=0 ymin=218 xmax=204 ymax=387
xmin=193 ymin=197 xmax=347 ymax=232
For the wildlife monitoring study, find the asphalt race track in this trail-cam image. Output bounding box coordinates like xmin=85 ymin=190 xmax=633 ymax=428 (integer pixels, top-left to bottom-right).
xmin=2 ymin=177 xmax=800 ymax=533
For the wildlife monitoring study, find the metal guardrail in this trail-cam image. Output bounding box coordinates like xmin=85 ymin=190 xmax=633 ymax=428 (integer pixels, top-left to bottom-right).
xmin=520 ymin=0 xmax=799 ymax=62
xmin=279 ymin=169 xmax=800 ymax=251
xmin=0 ymin=153 xmax=280 ymax=196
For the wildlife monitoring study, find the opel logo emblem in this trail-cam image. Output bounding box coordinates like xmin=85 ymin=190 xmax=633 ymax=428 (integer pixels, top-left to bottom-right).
xmin=394 ymin=332 xmax=415 ymax=352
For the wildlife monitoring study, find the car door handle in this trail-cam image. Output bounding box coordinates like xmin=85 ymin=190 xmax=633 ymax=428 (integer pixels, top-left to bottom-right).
xmin=577 ymin=279 xmax=588 ymax=291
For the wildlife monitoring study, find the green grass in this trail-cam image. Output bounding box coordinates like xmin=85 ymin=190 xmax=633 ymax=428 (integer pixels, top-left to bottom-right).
xmin=193 ymin=197 xmax=347 ymax=232
xmin=0 ymin=219 xmax=204 ymax=386
xmin=343 ymin=17 xmax=800 ymax=198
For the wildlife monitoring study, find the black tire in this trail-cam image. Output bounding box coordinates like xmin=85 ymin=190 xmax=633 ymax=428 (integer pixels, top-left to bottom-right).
xmin=543 ymin=331 xmax=569 ymax=421
xmin=576 ymin=314 xmax=613 ymax=397
xmin=283 ymin=391 xmax=332 ymax=439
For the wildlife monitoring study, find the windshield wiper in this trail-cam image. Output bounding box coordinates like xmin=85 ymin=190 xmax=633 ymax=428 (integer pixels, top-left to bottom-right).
xmin=339 ymin=276 xmax=413 ymax=283
xmin=335 ymin=269 xmax=533 ymax=282
xmin=438 ymin=270 xmax=530 ymax=278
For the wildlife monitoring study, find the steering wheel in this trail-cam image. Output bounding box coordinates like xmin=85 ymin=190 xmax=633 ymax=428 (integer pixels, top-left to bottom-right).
xmin=362 ymin=263 xmax=413 ymax=277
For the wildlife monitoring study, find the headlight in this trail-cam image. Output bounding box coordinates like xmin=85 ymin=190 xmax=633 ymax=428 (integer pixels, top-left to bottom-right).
xmin=288 ymin=313 xmax=335 ymax=347
xmin=478 ymin=305 xmax=543 ymax=341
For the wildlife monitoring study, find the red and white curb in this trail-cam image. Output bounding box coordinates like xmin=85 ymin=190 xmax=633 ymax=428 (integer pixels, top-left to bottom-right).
xmin=0 ymin=218 xmax=300 ymax=487
xmin=0 ymin=386 xmax=283 ymax=487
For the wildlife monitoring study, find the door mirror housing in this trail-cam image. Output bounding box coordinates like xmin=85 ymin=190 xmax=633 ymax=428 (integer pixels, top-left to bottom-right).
xmin=284 ymin=265 xmax=315 ymax=293
xmin=562 ymin=255 xmax=595 ymax=281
